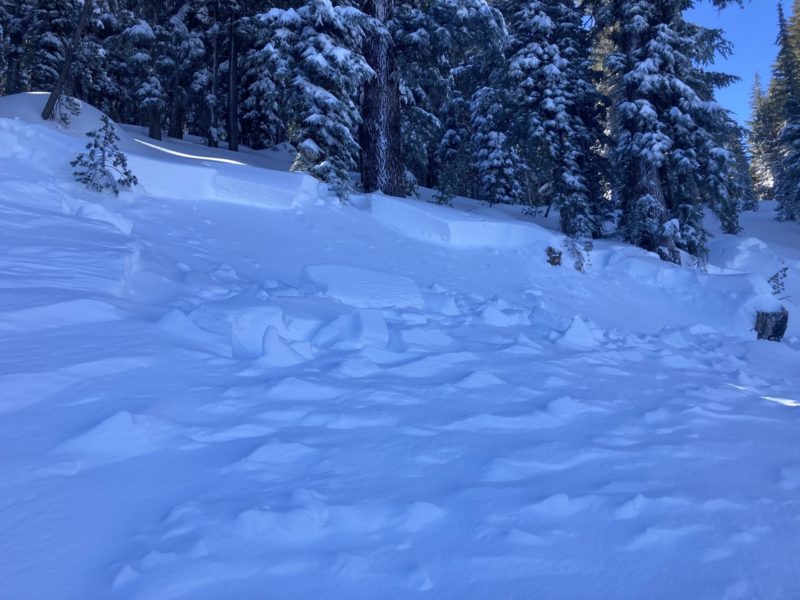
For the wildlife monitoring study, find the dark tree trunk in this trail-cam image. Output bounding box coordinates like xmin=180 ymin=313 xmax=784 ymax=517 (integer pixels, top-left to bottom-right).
xmin=360 ymin=0 xmax=405 ymax=196
xmin=41 ymin=0 xmax=93 ymax=121
xmin=227 ymin=15 xmax=239 ymax=152
xmin=148 ymin=106 xmax=162 ymax=140
xmin=5 ymin=32 xmax=24 ymax=96
xmin=209 ymin=25 xmax=220 ymax=148
xmin=168 ymin=88 xmax=184 ymax=139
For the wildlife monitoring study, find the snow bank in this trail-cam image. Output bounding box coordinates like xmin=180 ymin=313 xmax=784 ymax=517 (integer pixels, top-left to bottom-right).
xmin=362 ymin=194 xmax=561 ymax=250
xmin=128 ymin=144 xmax=322 ymax=209
xmin=0 ymin=92 xmax=108 ymax=139
xmin=0 ymin=93 xmax=319 ymax=210
xmin=0 ymin=117 xmax=75 ymax=167
xmin=597 ymin=246 xmax=782 ymax=336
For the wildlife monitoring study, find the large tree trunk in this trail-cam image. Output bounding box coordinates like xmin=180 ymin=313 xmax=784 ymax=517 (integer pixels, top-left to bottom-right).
xmin=5 ymin=31 xmax=24 ymax=96
xmin=209 ymin=23 xmax=220 ymax=148
xmin=168 ymin=84 xmax=184 ymax=139
xmin=360 ymin=0 xmax=405 ymax=196
xmin=148 ymin=106 xmax=162 ymax=140
xmin=41 ymin=0 xmax=93 ymax=121
xmin=227 ymin=15 xmax=239 ymax=152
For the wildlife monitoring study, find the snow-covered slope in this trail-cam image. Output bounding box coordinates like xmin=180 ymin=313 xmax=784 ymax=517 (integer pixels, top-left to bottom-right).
xmin=1 ymin=93 xmax=799 ymax=600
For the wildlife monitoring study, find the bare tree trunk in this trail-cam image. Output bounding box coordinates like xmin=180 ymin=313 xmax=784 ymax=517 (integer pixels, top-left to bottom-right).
xmin=209 ymin=26 xmax=220 ymax=147
xmin=5 ymin=30 xmax=25 ymax=96
xmin=360 ymin=0 xmax=404 ymax=196
xmin=168 ymin=84 xmax=184 ymax=139
xmin=227 ymin=15 xmax=239 ymax=152
xmin=41 ymin=0 xmax=93 ymax=121
xmin=148 ymin=106 xmax=162 ymax=140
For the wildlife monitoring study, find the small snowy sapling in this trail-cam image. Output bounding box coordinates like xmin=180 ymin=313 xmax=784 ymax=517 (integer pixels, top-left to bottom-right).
xmin=71 ymin=115 xmax=138 ymax=195
xmin=769 ymin=266 xmax=789 ymax=299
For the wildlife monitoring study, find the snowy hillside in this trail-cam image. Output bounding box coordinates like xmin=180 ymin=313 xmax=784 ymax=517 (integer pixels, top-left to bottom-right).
xmin=1 ymin=93 xmax=800 ymax=600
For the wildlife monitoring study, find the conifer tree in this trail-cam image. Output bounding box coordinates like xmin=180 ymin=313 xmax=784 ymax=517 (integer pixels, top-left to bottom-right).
xmin=470 ymin=87 xmax=525 ymax=206
xmin=72 ymin=114 xmax=138 ymax=195
xmin=728 ymin=127 xmax=758 ymax=213
xmin=748 ymin=73 xmax=782 ymax=199
xmin=261 ymin=0 xmax=374 ymax=198
xmin=772 ymin=2 xmax=800 ymax=220
xmin=390 ymin=1 xmax=452 ymax=188
xmin=32 ymin=0 xmax=80 ymax=91
xmin=434 ymin=94 xmax=474 ymax=204
xmin=239 ymin=13 xmax=285 ymax=150
xmin=603 ymin=0 xmax=743 ymax=261
xmin=503 ymin=0 xmax=601 ymax=238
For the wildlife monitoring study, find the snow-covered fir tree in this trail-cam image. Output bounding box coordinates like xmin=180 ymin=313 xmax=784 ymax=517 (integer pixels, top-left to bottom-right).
xmin=728 ymin=127 xmax=758 ymax=213
xmin=71 ymin=2 xmax=119 ymax=111
xmin=30 ymin=0 xmax=80 ymax=91
xmin=470 ymin=87 xmax=526 ymax=206
xmin=239 ymin=12 xmax=285 ymax=150
xmin=502 ymin=0 xmax=602 ymax=238
xmin=390 ymin=0 xmax=452 ymax=189
xmin=434 ymin=93 xmax=474 ymax=203
xmin=603 ymin=0 xmax=744 ymax=261
xmin=71 ymin=114 xmax=138 ymax=194
xmin=261 ymin=0 xmax=373 ymax=198
xmin=774 ymin=2 xmax=800 ymax=221
xmin=118 ymin=17 xmax=164 ymax=139
xmin=748 ymin=73 xmax=783 ymax=200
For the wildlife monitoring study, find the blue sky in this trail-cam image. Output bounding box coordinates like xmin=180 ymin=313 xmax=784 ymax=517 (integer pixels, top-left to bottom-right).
xmin=687 ymin=0 xmax=793 ymax=124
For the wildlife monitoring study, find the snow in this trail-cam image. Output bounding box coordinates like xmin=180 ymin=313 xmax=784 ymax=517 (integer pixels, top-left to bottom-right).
xmin=300 ymin=264 xmax=425 ymax=309
xmin=1 ymin=93 xmax=800 ymax=599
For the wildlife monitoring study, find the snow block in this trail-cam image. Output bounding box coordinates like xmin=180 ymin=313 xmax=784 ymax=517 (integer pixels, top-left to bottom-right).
xmin=558 ymin=316 xmax=604 ymax=349
xmin=189 ymin=296 xmax=351 ymax=359
xmin=157 ymin=308 xmax=229 ymax=354
xmin=365 ymin=194 xmax=560 ymax=250
xmin=299 ymin=264 xmax=424 ymax=310
xmin=312 ymin=309 xmax=389 ymax=350
xmin=601 ymin=248 xmax=784 ymax=337
xmin=262 ymin=327 xmax=307 ymax=366
xmin=421 ymin=290 xmax=462 ymax=316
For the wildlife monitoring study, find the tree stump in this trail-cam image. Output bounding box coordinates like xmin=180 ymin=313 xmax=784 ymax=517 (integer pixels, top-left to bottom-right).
xmin=547 ymin=247 xmax=562 ymax=266
xmin=755 ymin=308 xmax=789 ymax=342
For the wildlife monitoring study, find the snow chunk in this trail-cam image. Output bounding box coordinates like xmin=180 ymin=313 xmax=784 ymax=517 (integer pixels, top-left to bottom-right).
xmin=558 ymin=316 xmax=603 ymax=349
xmin=262 ymin=327 xmax=307 ymax=366
xmin=312 ymin=309 xmax=389 ymax=350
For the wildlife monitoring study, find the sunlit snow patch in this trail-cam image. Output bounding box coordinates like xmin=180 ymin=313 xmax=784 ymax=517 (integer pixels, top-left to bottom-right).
xmin=134 ymin=138 xmax=246 ymax=165
xmin=761 ymin=395 xmax=800 ymax=407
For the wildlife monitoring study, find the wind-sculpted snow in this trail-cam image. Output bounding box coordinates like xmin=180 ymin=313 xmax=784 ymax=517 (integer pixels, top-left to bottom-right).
xmin=1 ymin=94 xmax=800 ymax=600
